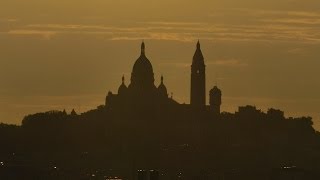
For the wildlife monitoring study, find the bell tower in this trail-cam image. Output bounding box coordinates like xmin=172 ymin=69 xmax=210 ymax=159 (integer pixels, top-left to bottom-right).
xmin=191 ymin=41 xmax=206 ymax=108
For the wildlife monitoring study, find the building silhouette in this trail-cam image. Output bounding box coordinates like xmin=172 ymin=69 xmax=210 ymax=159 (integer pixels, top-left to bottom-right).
xmin=105 ymin=41 xmax=221 ymax=114
xmin=191 ymin=40 xmax=206 ymax=109
xmin=105 ymin=41 xmax=179 ymax=111
xmin=209 ymin=86 xmax=222 ymax=116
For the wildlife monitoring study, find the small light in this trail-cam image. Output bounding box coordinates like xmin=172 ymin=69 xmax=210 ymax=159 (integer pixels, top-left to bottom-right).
xmin=92 ymin=174 xmax=96 ymax=177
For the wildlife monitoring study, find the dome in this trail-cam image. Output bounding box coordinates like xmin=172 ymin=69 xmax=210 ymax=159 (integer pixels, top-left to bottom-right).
xmin=158 ymin=76 xmax=168 ymax=97
xmin=132 ymin=55 xmax=154 ymax=77
xmin=130 ymin=42 xmax=155 ymax=88
xmin=118 ymin=75 xmax=127 ymax=95
xmin=210 ymin=86 xmax=221 ymax=95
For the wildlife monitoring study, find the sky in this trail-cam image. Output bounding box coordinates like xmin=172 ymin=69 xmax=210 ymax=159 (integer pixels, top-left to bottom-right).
xmin=0 ymin=0 xmax=320 ymax=129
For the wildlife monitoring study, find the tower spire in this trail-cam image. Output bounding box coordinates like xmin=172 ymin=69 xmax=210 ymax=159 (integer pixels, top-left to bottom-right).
xmin=141 ymin=40 xmax=145 ymax=55
xmin=122 ymin=75 xmax=125 ymax=84
xmin=191 ymin=40 xmax=206 ymax=108
xmin=161 ymin=75 xmax=164 ymax=84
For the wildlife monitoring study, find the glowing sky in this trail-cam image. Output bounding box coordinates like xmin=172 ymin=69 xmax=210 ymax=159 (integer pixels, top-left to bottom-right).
xmin=0 ymin=0 xmax=320 ymax=129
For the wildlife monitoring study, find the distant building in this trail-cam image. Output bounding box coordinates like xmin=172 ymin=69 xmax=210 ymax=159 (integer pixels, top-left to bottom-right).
xmin=105 ymin=42 xmax=178 ymax=110
xmin=236 ymin=105 xmax=263 ymax=120
xmin=267 ymin=108 xmax=285 ymax=120
xmin=209 ymin=86 xmax=222 ymax=116
xmin=105 ymin=41 xmax=222 ymax=116
xmin=70 ymin=109 xmax=77 ymax=116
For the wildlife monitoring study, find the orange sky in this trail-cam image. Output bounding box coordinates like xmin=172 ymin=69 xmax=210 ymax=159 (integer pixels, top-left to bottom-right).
xmin=0 ymin=0 xmax=319 ymax=129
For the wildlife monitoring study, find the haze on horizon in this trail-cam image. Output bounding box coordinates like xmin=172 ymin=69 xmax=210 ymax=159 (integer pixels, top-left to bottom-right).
xmin=0 ymin=0 xmax=319 ymax=129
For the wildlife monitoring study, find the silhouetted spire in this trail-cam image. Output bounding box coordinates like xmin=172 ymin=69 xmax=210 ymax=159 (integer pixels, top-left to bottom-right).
xmin=141 ymin=41 xmax=145 ymax=55
xmin=118 ymin=75 xmax=128 ymax=95
xmin=71 ymin=109 xmax=77 ymax=116
xmin=158 ymin=75 xmax=168 ymax=97
xmin=191 ymin=40 xmax=206 ymax=107
xmin=192 ymin=40 xmax=204 ymax=64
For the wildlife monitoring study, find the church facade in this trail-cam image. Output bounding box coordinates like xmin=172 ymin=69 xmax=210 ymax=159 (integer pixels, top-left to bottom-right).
xmin=105 ymin=41 xmax=222 ymax=115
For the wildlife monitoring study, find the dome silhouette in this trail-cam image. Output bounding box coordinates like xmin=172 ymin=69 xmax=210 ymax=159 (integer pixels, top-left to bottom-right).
xmin=130 ymin=41 xmax=155 ymax=88
xmin=158 ymin=76 xmax=168 ymax=97
xmin=132 ymin=54 xmax=154 ymax=79
xmin=118 ymin=75 xmax=127 ymax=95
xmin=210 ymin=86 xmax=221 ymax=95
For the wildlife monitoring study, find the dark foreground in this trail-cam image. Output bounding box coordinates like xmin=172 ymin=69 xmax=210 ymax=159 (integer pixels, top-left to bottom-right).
xmin=1 ymin=106 xmax=320 ymax=179
xmin=1 ymin=165 xmax=320 ymax=180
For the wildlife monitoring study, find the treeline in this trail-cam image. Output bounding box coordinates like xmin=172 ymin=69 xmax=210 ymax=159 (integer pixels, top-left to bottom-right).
xmin=0 ymin=105 xmax=320 ymax=171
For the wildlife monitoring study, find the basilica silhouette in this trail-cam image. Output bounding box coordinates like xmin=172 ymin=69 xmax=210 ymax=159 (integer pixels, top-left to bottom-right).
xmin=105 ymin=41 xmax=222 ymax=116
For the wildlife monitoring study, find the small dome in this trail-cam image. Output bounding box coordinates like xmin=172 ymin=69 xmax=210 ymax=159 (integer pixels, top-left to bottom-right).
xmin=118 ymin=75 xmax=128 ymax=95
xmin=210 ymin=86 xmax=221 ymax=95
xmin=158 ymin=76 xmax=168 ymax=97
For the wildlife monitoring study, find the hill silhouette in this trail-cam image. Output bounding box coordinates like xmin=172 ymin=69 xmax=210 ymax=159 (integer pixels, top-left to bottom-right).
xmin=1 ymin=106 xmax=319 ymax=179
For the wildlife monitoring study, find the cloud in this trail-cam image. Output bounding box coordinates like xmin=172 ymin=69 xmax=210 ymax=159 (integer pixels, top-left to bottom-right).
xmin=217 ymin=8 xmax=320 ymax=18
xmin=207 ymin=8 xmax=320 ymax=43
xmin=8 ymin=30 xmax=57 ymax=40
xmin=5 ymin=23 xmax=320 ymax=43
xmin=260 ymin=10 xmax=320 ymax=18
xmin=3 ymin=8 xmax=320 ymax=43
xmin=287 ymin=48 xmax=307 ymax=55
xmin=157 ymin=59 xmax=248 ymax=69
xmin=144 ymin=21 xmax=208 ymax=26
xmin=0 ymin=18 xmax=18 ymax=23
xmin=158 ymin=62 xmax=190 ymax=68
xmin=207 ymin=58 xmax=249 ymax=67
xmin=262 ymin=18 xmax=320 ymax=25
